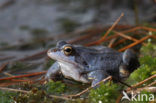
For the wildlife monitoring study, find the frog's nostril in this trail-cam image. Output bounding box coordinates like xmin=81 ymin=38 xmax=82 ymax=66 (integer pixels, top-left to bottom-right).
xmin=47 ymin=48 xmax=57 ymax=55
xmin=53 ymin=48 xmax=57 ymax=52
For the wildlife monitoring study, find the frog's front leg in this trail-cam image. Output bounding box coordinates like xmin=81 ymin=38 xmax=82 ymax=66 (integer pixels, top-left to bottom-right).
xmin=45 ymin=62 xmax=61 ymax=80
xmin=88 ymin=70 xmax=108 ymax=87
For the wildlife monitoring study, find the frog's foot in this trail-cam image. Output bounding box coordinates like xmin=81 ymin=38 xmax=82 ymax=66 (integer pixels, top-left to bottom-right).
xmin=119 ymin=65 xmax=130 ymax=78
xmin=88 ymin=70 xmax=108 ymax=87
xmin=44 ymin=73 xmax=52 ymax=81
xmin=45 ymin=62 xmax=61 ymax=81
xmin=108 ymin=77 xmax=113 ymax=86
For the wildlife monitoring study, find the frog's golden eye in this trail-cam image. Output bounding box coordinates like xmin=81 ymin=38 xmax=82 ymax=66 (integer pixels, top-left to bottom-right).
xmin=63 ymin=46 xmax=73 ymax=56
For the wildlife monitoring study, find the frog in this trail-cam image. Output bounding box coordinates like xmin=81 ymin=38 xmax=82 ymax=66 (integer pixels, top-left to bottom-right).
xmin=45 ymin=41 xmax=140 ymax=86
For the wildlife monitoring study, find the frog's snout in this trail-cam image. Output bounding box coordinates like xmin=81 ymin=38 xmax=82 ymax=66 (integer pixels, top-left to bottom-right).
xmin=47 ymin=49 xmax=52 ymax=56
xmin=47 ymin=48 xmax=58 ymax=56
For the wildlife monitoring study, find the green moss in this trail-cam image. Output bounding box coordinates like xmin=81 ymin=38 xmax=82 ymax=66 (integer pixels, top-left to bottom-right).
xmin=13 ymin=88 xmax=53 ymax=103
xmin=45 ymin=80 xmax=66 ymax=94
xmin=127 ymin=44 xmax=156 ymax=85
xmin=89 ymin=83 xmax=121 ymax=103
xmin=140 ymin=43 xmax=156 ymax=57
xmin=0 ymin=91 xmax=17 ymax=103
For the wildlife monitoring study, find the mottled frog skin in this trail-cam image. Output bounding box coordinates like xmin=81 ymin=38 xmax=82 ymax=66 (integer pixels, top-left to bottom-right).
xmin=45 ymin=41 xmax=140 ymax=86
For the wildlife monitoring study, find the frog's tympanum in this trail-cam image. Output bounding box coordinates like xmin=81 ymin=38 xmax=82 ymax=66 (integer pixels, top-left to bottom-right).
xmin=45 ymin=41 xmax=140 ymax=86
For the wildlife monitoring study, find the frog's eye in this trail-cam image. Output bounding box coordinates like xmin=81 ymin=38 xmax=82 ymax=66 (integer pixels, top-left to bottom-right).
xmin=63 ymin=46 xmax=73 ymax=56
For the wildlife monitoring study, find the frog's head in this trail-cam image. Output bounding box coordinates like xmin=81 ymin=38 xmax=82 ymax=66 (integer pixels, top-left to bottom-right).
xmin=47 ymin=41 xmax=77 ymax=65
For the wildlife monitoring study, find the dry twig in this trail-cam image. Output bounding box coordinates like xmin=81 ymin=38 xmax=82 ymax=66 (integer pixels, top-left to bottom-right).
xmin=116 ymin=75 xmax=156 ymax=103
xmin=119 ymin=35 xmax=152 ymax=52
xmin=86 ymin=13 xmax=124 ymax=46
xmin=0 ymin=62 xmax=8 ymax=73
xmin=0 ymin=71 xmax=46 ymax=81
xmin=65 ymin=76 xmax=112 ymax=98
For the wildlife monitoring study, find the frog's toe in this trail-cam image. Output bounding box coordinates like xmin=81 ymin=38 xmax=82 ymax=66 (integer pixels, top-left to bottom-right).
xmin=44 ymin=72 xmax=52 ymax=81
xmin=119 ymin=65 xmax=130 ymax=78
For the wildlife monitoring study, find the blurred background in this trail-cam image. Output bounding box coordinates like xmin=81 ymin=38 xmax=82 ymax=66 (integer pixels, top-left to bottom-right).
xmin=0 ymin=0 xmax=156 ymax=68
xmin=0 ymin=0 xmax=155 ymax=44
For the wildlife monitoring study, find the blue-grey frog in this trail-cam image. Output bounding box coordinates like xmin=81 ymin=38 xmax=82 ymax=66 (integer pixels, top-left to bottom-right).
xmin=45 ymin=41 xmax=140 ymax=86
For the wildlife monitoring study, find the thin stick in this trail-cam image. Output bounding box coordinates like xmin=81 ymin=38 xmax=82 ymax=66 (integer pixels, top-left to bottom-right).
xmin=147 ymin=81 xmax=156 ymax=87
xmin=108 ymin=38 xmax=116 ymax=48
xmin=86 ymin=13 xmax=124 ymax=46
xmin=127 ymin=87 xmax=156 ymax=94
xmin=0 ymin=87 xmax=70 ymax=100
xmin=65 ymin=76 xmax=112 ymax=98
xmin=122 ymin=26 xmax=156 ymax=33
xmin=0 ymin=71 xmax=46 ymax=81
xmin=11 ymin=79 xmax=32 ymax=82
xmin=114 ymin=31 xmax=138 ymax=41
xmin=119 ymin=35 xmax=152 ymax=52
xmin=0 ymin=62 xmax=8 ymax=73
xmin=127 ymin=74 xmax=156 ymax=91
xmin=49 ymin=95 xmax=70 ymax=100
xmin=113 ymin=31 xmax=146 ymax=46
xmin=116 ymin=94 xmax=123 ymax=103
xmin=68 ymin=25 xmax=131 ymax=44
xmin=68 ymin=27 xmax=105 ymax=44
xmin=0 ymin=87 xmax=28 ymax=93
xmin=112 ymin=38 xmax=126 ymax=48
xmin=116 ymin=75 xmax=156 ymax=103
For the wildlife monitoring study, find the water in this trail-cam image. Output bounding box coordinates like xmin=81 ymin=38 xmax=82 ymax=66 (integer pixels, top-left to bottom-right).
xmin=0 ymin=0 xmax=155 ymax=44
xmin=0 ymin=0 xmax=155 ymax=65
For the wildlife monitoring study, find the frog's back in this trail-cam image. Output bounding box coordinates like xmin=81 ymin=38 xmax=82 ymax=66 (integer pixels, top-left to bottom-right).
xmin=75 ymin=46 xmax=123 ymax=71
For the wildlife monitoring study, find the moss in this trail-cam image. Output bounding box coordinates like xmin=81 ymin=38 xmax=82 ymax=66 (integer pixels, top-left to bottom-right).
xmin=45 ymin=80 xmax=66 ymax=94
xmin=89 ymin=83 xmax=122 ymax=103
xmin=127 ymin=44 xmax=156 ymax=85
xmin=0 ymin=91 xmax=17 ymax=103
xmin=13 ymin=88 xmax=53 ymax=103
xmin=140 ymin=43 xmax=156 ymax=57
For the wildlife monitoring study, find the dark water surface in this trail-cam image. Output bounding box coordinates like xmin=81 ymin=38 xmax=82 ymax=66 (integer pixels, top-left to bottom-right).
xmin=0 ymin=0 xmax=155 ymax=67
